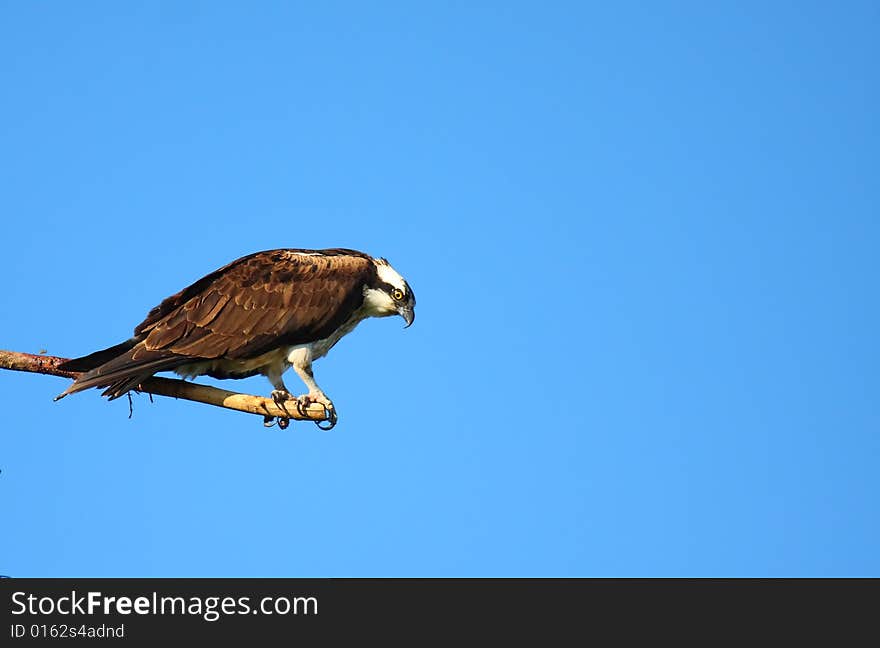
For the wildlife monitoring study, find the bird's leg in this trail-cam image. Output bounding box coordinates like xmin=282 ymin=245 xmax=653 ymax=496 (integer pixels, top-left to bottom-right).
xmin=290 ymin=361 xmax=335 ymax=415
xmin=267 ymin=374 xmax=293 ymax=426
xmin=268 ymin=375 xmax=293 ymax=407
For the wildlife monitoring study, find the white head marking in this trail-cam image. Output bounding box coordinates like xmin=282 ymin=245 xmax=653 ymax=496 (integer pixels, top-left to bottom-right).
xmin=375 ymin=259 xmax=407 ymax=292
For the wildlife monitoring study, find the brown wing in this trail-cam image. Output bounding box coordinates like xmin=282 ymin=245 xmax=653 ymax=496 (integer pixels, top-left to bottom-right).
xmin=134 ymin=249 xmax=375 ymax=360
xmin=56 ymin=248 xmax=376 ymax=400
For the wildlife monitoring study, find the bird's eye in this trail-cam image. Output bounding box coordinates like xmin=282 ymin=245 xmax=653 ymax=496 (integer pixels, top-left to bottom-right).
xmin=391 ymin=289 xmax=404 ymax=301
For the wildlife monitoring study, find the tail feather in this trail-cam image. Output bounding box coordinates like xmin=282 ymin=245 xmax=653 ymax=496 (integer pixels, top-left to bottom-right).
xmin=58 ymin=339 xmax=138 ymax=372
xmin=55 ymin=344 xmax=187 ymax=401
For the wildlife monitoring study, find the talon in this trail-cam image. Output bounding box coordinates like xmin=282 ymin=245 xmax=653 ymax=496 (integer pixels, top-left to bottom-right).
xmin=288 ymin=390 xmax=337 ymax=428
xmin=315 ymin=405 xmax=338 ymax=431
xmin=263 ymin=415 xmax=276 ymax=428
xmin=311 ymin=399 xmax=337 ymax=430
xmin=270 ymin=389 xmax=295 ymax=419
xmin=294 ymin=395 xmax=313 ymax=417
xmin=278 ymin=417 xmax=290 ymax=430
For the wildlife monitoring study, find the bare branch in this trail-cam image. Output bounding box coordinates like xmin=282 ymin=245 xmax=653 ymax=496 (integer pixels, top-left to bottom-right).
xmin=0 ymin=349 xmax=331 ymax=424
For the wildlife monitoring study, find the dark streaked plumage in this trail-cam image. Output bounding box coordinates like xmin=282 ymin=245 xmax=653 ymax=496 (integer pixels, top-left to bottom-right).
xmin=56 ymin=248 xmax=416 ymax=413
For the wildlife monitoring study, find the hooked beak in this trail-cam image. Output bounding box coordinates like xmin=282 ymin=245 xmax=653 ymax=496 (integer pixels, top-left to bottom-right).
xmin=399 ymin=305 xmax=415 ymax=328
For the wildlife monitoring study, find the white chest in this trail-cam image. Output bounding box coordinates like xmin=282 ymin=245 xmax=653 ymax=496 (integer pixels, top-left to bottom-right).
xmin=287 ymin=310 xmax=369 ymax=365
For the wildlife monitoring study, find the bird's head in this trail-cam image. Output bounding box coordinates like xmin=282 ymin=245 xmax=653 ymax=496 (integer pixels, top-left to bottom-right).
xmin=363 ymin=257 xmax=416 ymax=327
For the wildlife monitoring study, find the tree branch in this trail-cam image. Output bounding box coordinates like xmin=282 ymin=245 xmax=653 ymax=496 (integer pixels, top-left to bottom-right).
xmin=0 ymin=349 xmax=332 ymax=425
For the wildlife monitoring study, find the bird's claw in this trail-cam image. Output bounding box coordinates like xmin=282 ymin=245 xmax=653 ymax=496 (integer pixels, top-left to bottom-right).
xmin=264 ymin=392 xmax=336 ymax=431
xmin=271 ymin=389 xmax=293 ymax=407
xmin=316 ymin=406 xmax=338 ymax=431
xmin=294 ymin=394 xmax=338 ymax=430
xmin=263 ymin=413 xmax=290 ymax=429
xmin=270 ymin=390 xmax=293 ymax=429
xmin=295 ymin=394 xmax=324 ymax=416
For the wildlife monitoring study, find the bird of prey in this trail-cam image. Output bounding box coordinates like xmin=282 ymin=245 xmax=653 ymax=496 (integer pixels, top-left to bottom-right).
xmin=55 ymin=248 xmax=416 ymax=419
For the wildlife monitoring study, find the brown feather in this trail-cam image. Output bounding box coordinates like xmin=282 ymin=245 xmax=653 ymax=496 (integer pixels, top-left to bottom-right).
xmin=135 ymin=249 xmax=375 ymax=360
xmin=58 ymin=248 xmax=378 ymax=399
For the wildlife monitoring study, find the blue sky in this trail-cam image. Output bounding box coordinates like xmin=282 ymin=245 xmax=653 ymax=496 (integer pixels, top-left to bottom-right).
xmin=1 ymin=2 xmax=877 ymax=576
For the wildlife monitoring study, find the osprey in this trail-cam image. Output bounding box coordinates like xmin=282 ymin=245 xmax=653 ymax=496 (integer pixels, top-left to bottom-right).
xmin=55 ymin=248 xmax=416 ymax=417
